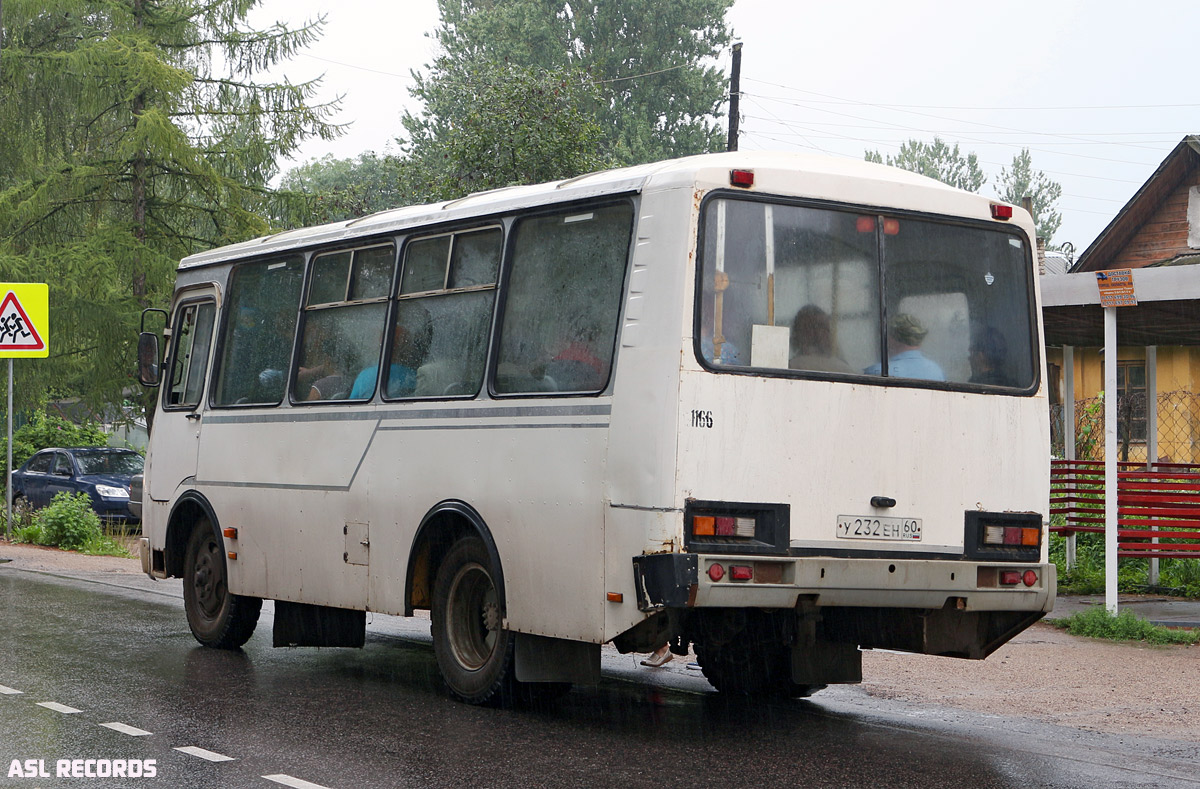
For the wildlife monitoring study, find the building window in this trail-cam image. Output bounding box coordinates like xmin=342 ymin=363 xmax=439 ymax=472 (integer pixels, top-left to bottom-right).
xmin=1116 ymin=361 xmax=1147 ymax=442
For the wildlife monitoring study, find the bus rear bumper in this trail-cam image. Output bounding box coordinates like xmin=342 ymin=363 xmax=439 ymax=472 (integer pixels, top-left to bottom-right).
xmin=632 ymin=553 xmax=1056 ymax=614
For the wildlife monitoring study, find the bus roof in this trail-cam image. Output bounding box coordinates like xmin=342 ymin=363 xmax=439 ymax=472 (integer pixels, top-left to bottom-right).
xmin=178 ymin=151 xmax=1005 ymax=270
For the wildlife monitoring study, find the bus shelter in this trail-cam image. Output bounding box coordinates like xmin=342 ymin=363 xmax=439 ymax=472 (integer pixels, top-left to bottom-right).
xmin=1041 ymin=265 xmax=1200 ymax=612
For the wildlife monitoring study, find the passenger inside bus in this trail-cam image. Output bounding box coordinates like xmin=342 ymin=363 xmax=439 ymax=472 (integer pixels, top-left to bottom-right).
xmin=788 ymin=305 xmax=853 ymax=374
xmin=296 ymin=324 xmax=347 ymax=400
xmin=350 ymin=303 xmax=433 ymax=399
xmin=698 ymin=293 xmax=741 ymax=366
xmin=968 ymin=326 xmax=1009 ymax=386
xmin=863 ymin=312 xmax=945 ymax=381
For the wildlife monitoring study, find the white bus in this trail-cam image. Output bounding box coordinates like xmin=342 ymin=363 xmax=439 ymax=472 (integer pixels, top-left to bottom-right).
xmin=136 ymin=151 xmax=1055 ymax=705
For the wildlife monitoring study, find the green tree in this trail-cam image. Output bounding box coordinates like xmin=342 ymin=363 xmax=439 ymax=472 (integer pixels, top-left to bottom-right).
xmin=406 ymin=0 xmax=734 ymax=175
xmin=995 ymin=147 xmax=1063 ymax=244
xmin=397 ymin=58 xmax=612 ymax=203
xmin=0 ymin=0 xmax=340 ymax=421
xmin=866 ymin=137 xmax=987 ymax=193
xmin=281 ymin=151 xmax=405 ymax=224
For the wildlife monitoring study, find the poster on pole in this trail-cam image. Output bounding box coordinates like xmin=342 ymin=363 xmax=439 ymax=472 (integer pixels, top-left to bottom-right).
xmin=0 ymin=283 xmax=49 ymax=358
xmin=1095 ymin=268 xmax=1137 ymax=308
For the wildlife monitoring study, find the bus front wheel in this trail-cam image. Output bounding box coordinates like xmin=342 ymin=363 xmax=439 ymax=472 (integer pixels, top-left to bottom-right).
xmin=432 ymin=537 xmax=517 ymax=705
xmin=183 ymin=519 xmax=261 ymax=649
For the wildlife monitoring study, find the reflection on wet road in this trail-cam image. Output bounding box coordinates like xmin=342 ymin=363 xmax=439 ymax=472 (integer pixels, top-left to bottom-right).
xmin=2 ymin=568 xmax=1198 ymax=788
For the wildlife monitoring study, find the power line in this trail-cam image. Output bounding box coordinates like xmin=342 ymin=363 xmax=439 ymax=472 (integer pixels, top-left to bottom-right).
xmin=744 ymin=78 xmax=1200 ymax=112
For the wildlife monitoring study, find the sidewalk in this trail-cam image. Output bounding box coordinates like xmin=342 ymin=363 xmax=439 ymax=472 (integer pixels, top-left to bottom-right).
xmin=1047 ymin=594 xmax=1200 ymax=628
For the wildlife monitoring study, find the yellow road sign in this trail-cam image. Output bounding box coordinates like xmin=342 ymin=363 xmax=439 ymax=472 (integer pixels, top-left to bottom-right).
xmin=0 ymin=283 xmax=49 ymax=358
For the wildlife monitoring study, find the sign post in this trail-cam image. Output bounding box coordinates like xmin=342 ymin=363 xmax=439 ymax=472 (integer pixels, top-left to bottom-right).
xmin=1094 ymin=269 xmax=1137 ymax=615
xmin=0 ymin=284 xmax=49 ymax=540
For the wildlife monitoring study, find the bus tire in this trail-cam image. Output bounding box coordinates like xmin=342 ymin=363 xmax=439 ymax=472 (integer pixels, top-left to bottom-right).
xmin=432 ymin=537 xmax=517 ymax=705
xmin=183 ymin=519 xmax=261 ymax=649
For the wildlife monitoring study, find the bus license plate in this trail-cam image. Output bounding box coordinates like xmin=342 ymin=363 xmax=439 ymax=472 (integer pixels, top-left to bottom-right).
xmin=836 ymin=516 xmax=922 ymax=541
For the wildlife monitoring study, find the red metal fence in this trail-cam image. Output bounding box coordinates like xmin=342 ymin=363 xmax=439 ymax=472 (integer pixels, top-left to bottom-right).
xmin=1050 ymin=460 xmax=1200 ymax=558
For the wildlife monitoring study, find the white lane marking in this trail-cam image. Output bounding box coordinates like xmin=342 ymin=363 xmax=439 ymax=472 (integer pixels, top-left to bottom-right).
xmin=263 ymin=775 xmax=331 ymax=789
xmin=174 ymin=746 xmax=235 ymax=762
xmin=0 ymin=685 xmax=23 ymax=695
xmin=100 ymin=722 xmax=153 ymax=737
xmin=36 ymin=702 xmax=82 ymax=714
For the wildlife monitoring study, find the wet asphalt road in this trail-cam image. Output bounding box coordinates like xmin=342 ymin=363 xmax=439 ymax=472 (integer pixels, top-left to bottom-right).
xmin=2 ymin=565 xmax=1199 ymax=789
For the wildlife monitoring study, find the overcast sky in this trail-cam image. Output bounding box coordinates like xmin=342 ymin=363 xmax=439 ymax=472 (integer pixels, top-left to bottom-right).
xmin=252 ymin=0 xmax=1200 ymax=255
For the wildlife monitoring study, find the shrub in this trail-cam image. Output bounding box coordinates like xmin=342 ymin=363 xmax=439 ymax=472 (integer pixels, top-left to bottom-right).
xmin=0 ymin=410 xmax=109 ymax=478
xmin=34 ymin=492 xmax=103 ymax=551
xmin=1054 ymin=606 xmax=1199 ymax=646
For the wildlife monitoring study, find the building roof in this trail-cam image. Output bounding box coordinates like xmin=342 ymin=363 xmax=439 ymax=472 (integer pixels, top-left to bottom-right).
xmin=1071 ymin=135 xmax=1200 ymax=273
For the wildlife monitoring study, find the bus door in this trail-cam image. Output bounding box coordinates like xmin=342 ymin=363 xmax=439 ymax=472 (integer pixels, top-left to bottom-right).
xmin=146 ymin=288 xmax=218 ymax=503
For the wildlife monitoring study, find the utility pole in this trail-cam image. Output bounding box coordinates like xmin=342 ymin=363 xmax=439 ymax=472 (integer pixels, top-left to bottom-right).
xmin=727 ymin=42 xmax=742 ymax=152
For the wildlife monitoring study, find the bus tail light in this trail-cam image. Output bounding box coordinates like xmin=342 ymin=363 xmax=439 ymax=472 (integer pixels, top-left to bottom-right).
xmin=729 ymin=565 xmax=753 ymax=581
xmin=999 ymin=570 xmax=1020 ymax=585
xmin=983 ymin=525 xmax=1040 ymax=547
xmin=691 ymin=514 xmax=755 ymax=539
xmin=686 ymin=501 xmax=790 ymax=555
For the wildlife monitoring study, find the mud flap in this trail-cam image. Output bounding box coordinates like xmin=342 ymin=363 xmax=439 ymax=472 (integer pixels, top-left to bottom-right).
xmin=792 ymin=640 xmax=862 ymax=685
xmin=514 ymin=633 xmax=601 ymax=684
xmin=273 ymin=601 xmax=365 ymax=648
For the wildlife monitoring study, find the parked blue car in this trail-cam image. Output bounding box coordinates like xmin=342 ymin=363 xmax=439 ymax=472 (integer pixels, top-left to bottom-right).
xmin=11 ymin=447 xmax=144 ymax=523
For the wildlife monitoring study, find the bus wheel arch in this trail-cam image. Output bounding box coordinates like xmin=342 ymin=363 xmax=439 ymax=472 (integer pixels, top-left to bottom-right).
xmin=164 ymin=492 xmax=220 ymax=579
xmin=404 ymin=500 xmax=506 ymax=618
xmin=167 ymin=492 xmax=262 ymax=649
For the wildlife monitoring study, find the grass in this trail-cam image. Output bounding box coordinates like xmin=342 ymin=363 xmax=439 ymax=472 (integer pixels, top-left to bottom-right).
xmin=1049 ymin=532 xmax=1200 ymax=598
xmin=1052 ymin=606 xmax=1200 ymax=646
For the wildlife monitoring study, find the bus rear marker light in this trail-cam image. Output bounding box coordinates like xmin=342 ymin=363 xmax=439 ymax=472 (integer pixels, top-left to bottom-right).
xmin=606 ymin=592 xmax=623 ymax=603
xmin=1022 ymin=570 xmax=1038 ymax=587
xmin=991 ymin=204 xmax=1014 ymax=220
xmin=999 ymin=570 xmax=1021 ymax=586
xmin=708 ymin=563 xmax=725 ymax=581
xmin=223 ymin=527 xmax=238 ymax=539
xmin=227 ymin=552 xmax=238 ymax=560
xmin=729 ymin=169 xmax=754 ymax=188
xmin=729 ymin=565 xmax=753 ymax=581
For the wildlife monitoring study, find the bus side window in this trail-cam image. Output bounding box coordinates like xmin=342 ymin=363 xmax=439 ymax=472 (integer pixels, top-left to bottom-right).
xmin=165 ymin=301 xmax=216 ymax=408
xmin=494 ymin=204 xmax=634 ymax=395
xmin=386 ymin=228 xmax=501 ymax=400
xmin=212 ymin=257 xmax=305 ymax=406
xmin=298 ymin=244 xmax=395 ymax=402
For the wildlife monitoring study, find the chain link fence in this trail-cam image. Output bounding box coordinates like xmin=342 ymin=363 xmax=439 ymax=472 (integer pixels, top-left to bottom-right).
xmin=1051 ymin=390 xmax=1200 ymax=463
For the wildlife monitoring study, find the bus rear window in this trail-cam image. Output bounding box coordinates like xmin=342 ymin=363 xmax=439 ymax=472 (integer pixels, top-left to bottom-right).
xmin=698 ymin=197 xmax=1036 ymax=390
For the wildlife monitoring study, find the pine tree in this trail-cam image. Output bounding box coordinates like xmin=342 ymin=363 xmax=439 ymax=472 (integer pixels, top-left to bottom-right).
xmin=996 ymin=148 xmax=1063 ymax=244
xmin=0 ymin=0 xmax=341 ymax=419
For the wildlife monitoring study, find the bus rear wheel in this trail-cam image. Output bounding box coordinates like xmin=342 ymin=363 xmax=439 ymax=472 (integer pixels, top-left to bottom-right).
xmin=183 ymin=519 xmax=261 ymax=649
xmin=431 ymin=537 xmax=521 ymax=705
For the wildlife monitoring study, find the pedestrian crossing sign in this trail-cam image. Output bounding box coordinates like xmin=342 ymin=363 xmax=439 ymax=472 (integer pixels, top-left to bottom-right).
xmin=0 ymin=283 xmax=49 ymax=358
